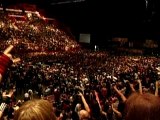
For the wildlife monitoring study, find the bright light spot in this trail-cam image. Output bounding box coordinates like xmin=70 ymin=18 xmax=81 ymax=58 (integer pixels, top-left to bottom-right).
xmin=27 ymin=13 xmax=32 ymax=18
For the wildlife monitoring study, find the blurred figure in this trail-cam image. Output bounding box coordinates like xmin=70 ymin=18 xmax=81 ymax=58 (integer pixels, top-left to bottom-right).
xmin=125 ymin=92 xmax=160 ymax=120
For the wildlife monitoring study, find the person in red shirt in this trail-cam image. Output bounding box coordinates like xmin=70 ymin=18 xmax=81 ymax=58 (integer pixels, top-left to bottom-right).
xmin=0 ymin=45 xmax=20 ymax=82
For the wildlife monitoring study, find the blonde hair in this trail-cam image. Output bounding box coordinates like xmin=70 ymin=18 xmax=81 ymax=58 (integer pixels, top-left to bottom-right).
xmin=14 ymin=99 xmax=57 ymax=120
xmin=125 ymin=92 xmax=160 ymax=120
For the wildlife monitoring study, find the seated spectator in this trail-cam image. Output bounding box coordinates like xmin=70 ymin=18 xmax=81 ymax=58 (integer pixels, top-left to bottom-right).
xmin=14 ymin=99 xmax=57 ymax=120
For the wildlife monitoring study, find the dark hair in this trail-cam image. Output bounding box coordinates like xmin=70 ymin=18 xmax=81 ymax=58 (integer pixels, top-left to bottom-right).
xmin=90 ymin=99 xmax=101 ymax=119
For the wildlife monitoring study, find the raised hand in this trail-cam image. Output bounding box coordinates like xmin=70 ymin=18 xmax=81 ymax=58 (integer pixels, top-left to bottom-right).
xmin=3 ymin=45 xmax=20 ymax=63
xmin=78 ymin=92 xmax=83 ymax=97
xmin=136 ymin=79 xmax=141 ymax=84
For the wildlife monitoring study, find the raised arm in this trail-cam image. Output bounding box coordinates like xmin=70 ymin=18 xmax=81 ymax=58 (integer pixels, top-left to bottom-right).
xmin=113 ymin=85 xmax=127 ymax=103
xmin=155 ymin=81 xmax=159 ymax=96
xmin=129 ymin=82 xmax=136 ymax=93
xmin=94 ymin=90 xmax=107 ymax=115
xmin=136 ymin=80 xmax=142 ymax=94
xmin=111 ymin=104 xmax=122 ymax=118
xmin=79 ymin=92 xmax=91 ymax=114
xmin=2 ymin=89 xmax=15 ymax=98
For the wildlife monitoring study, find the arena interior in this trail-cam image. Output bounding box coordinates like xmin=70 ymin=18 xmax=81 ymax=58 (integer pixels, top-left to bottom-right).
xmin=0 ymin=0 xmax=160 ymax=120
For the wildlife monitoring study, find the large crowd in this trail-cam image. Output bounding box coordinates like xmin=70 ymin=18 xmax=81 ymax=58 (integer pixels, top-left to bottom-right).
xmin=1 ymin=50 xmax=160 ymax=120
xmin=0 ymin=10 xmax=79 ymax=53
xmin=0 ymin=9 xmax=159 ymax=120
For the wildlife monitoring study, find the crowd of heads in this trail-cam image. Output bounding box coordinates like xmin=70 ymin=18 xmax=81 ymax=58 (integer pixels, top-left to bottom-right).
xmin=0 ymin=9 xmax=160 ymax=120
xmin=0 ymin=10 xmax=79 ymax=53
xmin=0 ymin=51 xmax=160 ymax=120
